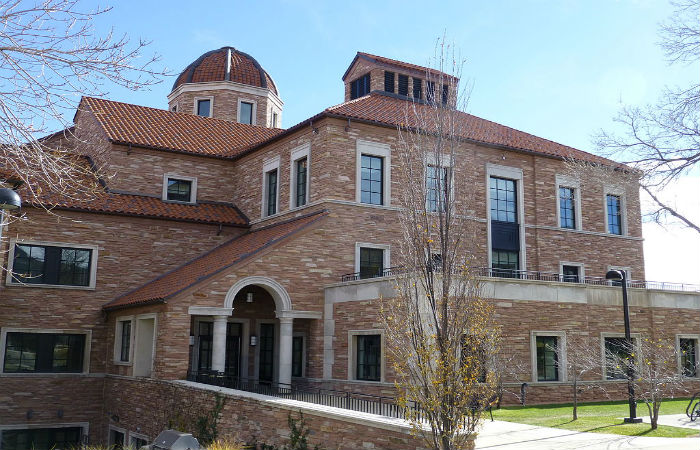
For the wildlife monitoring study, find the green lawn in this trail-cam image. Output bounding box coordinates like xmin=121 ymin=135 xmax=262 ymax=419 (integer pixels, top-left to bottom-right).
xmin=491 ymin=398 xmax=700 ymax=438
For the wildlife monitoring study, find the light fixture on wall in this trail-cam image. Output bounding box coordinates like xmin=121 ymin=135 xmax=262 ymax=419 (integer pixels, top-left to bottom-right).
xmin=246 ymin=292 xmax=254 ymax=303
xmin=250 ymin=335 xmax=257 ymax=346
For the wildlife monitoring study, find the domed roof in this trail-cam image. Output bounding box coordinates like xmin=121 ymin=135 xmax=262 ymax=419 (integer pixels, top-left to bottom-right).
xmin=172 ymin=47 xmax=278 ymax=95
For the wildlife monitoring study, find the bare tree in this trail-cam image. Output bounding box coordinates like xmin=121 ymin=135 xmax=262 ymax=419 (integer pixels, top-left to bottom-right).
xmin=0 ymin=0 xmax=167 ymax=206
xmin=380 ymin=38 xmax=499 ymax=450
xmin=560 ymin=333 xmax=605 ymax=420
xmin=595 ymin=0 xmax=700 ymax=233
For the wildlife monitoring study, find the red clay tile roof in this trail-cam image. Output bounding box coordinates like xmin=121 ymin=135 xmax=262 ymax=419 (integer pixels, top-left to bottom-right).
xmin=172 ymin=47 xmax=278 ymax=95
xmin=103 ymin=210 xmax=328 ymax=311
xmin=322 ymin=92 xmax=614 ymax=165
xmin=81 ymin=97 xmax=282 ymax=158
xmin=343 ymin=52 xmax=458 ymax=81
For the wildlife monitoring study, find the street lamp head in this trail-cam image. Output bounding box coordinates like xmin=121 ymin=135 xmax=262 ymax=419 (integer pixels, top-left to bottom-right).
xmin=0 ymin=187 xmax=21 ymax=211
xmin=605 ymin=269 xmax=624 ymax=281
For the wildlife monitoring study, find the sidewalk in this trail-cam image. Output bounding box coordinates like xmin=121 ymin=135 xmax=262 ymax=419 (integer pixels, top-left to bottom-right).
xmin=475 ymin=419 xmax=699 ymax=450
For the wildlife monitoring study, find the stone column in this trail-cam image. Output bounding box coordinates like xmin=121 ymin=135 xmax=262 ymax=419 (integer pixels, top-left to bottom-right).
xmin=278 ymin=317 xmax=294 ymax=386
xmin=211 ymin=315 xmax=228 ymax=372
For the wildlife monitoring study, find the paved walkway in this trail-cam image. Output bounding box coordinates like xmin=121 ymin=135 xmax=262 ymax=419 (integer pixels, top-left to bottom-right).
xmin=639 ymin=413 xmax=700 ymax=430
xmin=475 ymin=419 xmax=700 ymax=450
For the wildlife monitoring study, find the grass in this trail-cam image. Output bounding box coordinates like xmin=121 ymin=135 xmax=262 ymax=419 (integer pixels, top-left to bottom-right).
xmin=491 ymin=398 xmax=700 ymax=438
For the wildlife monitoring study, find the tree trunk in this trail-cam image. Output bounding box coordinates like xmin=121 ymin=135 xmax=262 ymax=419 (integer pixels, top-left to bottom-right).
xmin=572 ymin=379 xmax=578 ymax=421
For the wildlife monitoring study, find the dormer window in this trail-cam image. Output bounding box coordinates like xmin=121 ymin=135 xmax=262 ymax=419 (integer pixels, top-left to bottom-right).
xmin=398 ymin=74 xmax=408 ymax=96
xmin=384 ymin=71 xmax=395 ymax=93
xmin=163 ymin=174 xmax=197 ymax=203
xmin=350 ymin=73 xmax=371 ymax=99
xmin=196 ymin=98 xmax=211 ymax=117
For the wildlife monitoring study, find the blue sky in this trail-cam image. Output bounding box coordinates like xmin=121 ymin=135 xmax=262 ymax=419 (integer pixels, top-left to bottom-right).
xmin=88 ymin=0 xmax=699 ymax=284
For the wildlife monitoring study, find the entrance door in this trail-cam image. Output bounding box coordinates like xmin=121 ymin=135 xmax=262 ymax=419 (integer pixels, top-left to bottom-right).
xmin=259 ymin=323 xmax=274 ymax=383
xmin=225 ymin=322 xmax=241 ymax=378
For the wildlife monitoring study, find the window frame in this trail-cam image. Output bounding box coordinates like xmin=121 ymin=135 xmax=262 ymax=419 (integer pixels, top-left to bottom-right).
xmin=555 ymin=175 xmax=582 ymax=230
xmin=559 ymin=262 xmax=585 ymax=283
xmin=350 ymin=73 xmax=371 ymax=99
xmin=354 ymin=242 xmax=391 ymax=278
xmin=384 ymin=71 xmax=395 ymax=93
xmin=261 ymin=156 xmax=281 ymax=218
xmin=109 ymin=426 xmax=127 ymax=450
xmin=291 ymin=332 xmax=306 ymax=378
xmin=162 ymin=173 xmax=197 ymax=204
xmin=412 ymin=77 xmax=422 ymax=99
xmin=603 ymin=188 xmax=627 ymax=235
xmin=355 ymin=140 xmax=391 ymax=207
xmin=237 ymin=98 xmax=257 ymax=125
xmin=677 ymin=334 xmax=700 ymax=378
xmin=425 ymin=153 xmax=453 ymax=213
xmin=486 ymin=164 xmax=526 ymax=271
xmin=289 ymin=144 xmax=311 ymax=210
xmin=6 ymin=240 xmax=99 ymax=290
xmin=601 ymin=332 xmax=640 ymax=381
xmin=348 ymin=330 xmax=385 ymax=383
xmin=530 ymin=331 xmax=566 ymax=383
xmin=113 ymin=316 xmax=135 ymax=365
xmin=0 ymin=328 xmax=92 ymax=375
xmin=193 ymin=96 xmax=213 ymax=118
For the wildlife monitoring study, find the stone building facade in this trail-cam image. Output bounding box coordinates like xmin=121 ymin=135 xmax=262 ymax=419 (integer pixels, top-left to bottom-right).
xmin=1 ymin=46 xmax=698 ymax=449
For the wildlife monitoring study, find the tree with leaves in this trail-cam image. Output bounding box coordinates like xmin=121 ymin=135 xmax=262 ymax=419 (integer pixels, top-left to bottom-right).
xmin=381 ymin=39 xmax=499 ymax=450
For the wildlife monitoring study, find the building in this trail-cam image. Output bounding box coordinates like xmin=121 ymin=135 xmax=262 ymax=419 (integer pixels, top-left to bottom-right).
xmin=1 ymin=46 xmax=699 ymax=450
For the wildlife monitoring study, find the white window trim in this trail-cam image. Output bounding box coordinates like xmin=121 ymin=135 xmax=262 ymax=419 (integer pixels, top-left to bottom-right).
xmin=559 ymin=261 xmax=585 ymax=281
xmin=289 ymin=143 xmax=311 ymax=210
xmin=0 ymin=328 xmax=92 ymax=375
xmin=113 ymin=316 xmax=135 ymax=365
xmin=237 ymin=98 xmax=258 ymax=125
xmin=530 ymin=331 xmax=567 ymax=383
xmin=354 ymin=242 xmax=391 ymax=274
xmin=555 ymin=175 xmax=582 ymax=230
xmin=485 ymin=164 xmax=526 ymax=270
xmin=355 ymin=140 xmax=392 ymax=206
xmin=193 ymin=96 xmax=214 ymax=118
xmin=292 ymin=332 xmax=307 ymax=378
xmin=348 ymin=329 xmax=385 ymax=383
xmin=5 ymin=239 xmax=99 ymax=290
xmin=261 ymin=156 xmax=281 ymax=217
xmin=601 ymin=332 xmax=641 ymax=381
xmin=603 ymin=187 xmax=627 ymax=236
xmin=162 ymin=173 xmax=197 ymax=204
xmin=676 ymin=334 xmax=700 ymax=378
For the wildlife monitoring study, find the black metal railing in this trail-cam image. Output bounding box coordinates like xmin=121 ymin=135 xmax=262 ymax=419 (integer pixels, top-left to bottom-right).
xmin=186 ymin=370 xmax=423 ymax=420
xmin=339 ymin=266 xmax=700 ymax=293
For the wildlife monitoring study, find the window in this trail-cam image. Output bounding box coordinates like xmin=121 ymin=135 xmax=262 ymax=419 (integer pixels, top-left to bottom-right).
xmin=11 ymin=243 xmax=93 ymax=287
xmin=442 ymin=84 xmax=449 ymax=105
xmin=413 ymin=78 xmax=422 ymax=99
xmin=292 ymin=335 xmax=304 ymax=377
xmin=272 ymin=112 xmax=279 ymax=128
xmin=356 ymin=334 xmax=381 ymax=381
xmin=239 ymin=101 xmax=253 ymax=125
xmin=3 ymin=332 xmax=86 ymax=373
xmin=350 ymin=73 xmax=371 ymax=99
xmin=461 ymin=335 xmax=487 ymax=382
xmin=491 ymin=250 xmax=519 ymax=275
xmin=171 ymin=104 xmax=177 ymax=112
xmin=1 ymin=427 xmax=83 ymax=450
xmin=119 ymin=320 xmax=131 ymax=362
xmin=427 ymin=253 xmax=443 ymax=272
xmin=680 ymin=338 xmax=698 ymax=377
xmin=604 ymin=337 xmax=633 ymax=380
xmin=426 ymin=81 xmax=436 ymax=103
xmin=562 ymin=264 xmax=580 ymax=283
xmin=130 ymin=436 xmax=149 ymax=450
xmin=265 ymin=169 xmax=278 ymax=216
xmin=398 ymin=74 xmax=409 ymax=96
xmin=384 ymin=71 xmax=395 ymax=93
xmin=426 ymin=165 xmax=448 ymax=212
xmin=360 ymin=155 xmax=384 ymax=205
xmin=166 ymin=178 xmax=192 ymax=202
xmin=559 ymin=187 xmax=576 ymax=229
xmin=490 ymin=177 xmax=517 ymax=223
xmin=359 ymin=247 xmax=384 ymax=279
xmin=536 ymin=336 xmax=559 ymax=381
xmin=197 ymin=322 xmax=213 ymax=371
xmin=109 ymin=429 xmax=125 ymax=450
xmin=295 ymin=158 xmax=308 ymax=207
xmin=196 ymin=99 xmax=211 ymax=117
xmin=606 ymin=194 xmax=622 ymax=235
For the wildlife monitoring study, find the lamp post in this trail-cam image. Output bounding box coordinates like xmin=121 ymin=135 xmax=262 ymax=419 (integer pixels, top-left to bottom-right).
xmin=605 ymin=269 xmax=643 ymax=424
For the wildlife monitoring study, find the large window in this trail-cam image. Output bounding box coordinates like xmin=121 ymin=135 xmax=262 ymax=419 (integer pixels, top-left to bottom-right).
xmin=360 ymin=155 xmax=384 ymax=205
xmin=680 ymin=338 xmax=698 ymax=377
xmin=606 ymin=194 xmax=622 ymax=235
xmin=426 ymin=165 xmax=448 ymax=212
xmin=536 ymin=336 xmax=559 ymax=381
xmin=350 ymin=73 xmax=370 ymax=99
xmin=265 ymin=169 xmax=278 ymax=216
xmin=196 ymin=99 xmax=211 ymax=117
xmin=384 ymin=71 xmax=395 ymax=93
xmin=356 ymin=334 xmax=381 ymax=381
xmin=359 ymin=247 xmax=384 ymax=279
xmin=11 ymin=243 xmax=93 ymax=287
xmin=3 ymin=332 xmax=86 ymax=373
xmin=1 ymin=427 xmax=82 ymax=450
xmin=490 ymin=177 xmax=517 ymax=223
xmin=295 ymin=158 xmax=308 ymax=207
xmin=604 ymin=337 xmax=633 ymax=380
xmin=559 ymin=187 xmax=576 ymax=229
xmin=239 ymin=101 xmax=253 ymax=125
